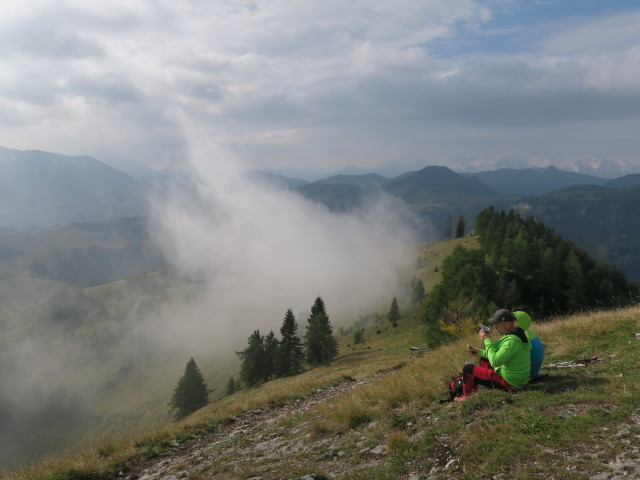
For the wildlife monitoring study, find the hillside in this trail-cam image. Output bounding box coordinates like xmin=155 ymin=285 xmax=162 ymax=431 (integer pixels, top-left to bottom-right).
xmin=0 ymin=217 xmax=163 ymax=287
xmin=313 ymin=173 xmax=389 ymax=188
xmin=10 ymin=303 xmax=640 ymax=480
xmin=4 ymin=233 xmax=639 ymax=479
xmin=0 ymin=233 xmax=471 ymax=471
xmin=606 ymin=174 xmax=640 ymax=189
xmin=466 ymin=166 xmax=608 ymax=196
xmin=0 ymin=148 xmax=146 ymax=228
xmin=383 ymin=165 xmax=499 ymax=204
xmin=513 ymin=185 xmax=640 ymax=282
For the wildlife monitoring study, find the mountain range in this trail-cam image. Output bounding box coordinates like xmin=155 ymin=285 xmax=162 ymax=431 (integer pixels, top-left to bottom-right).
xmin=5 ymin=146 xmax=640 ymax=230
xmin=269 ymin=155 xmax=640 ymax=182
xmin=462 ymin=166 xmax=609 ymax=195
xmin=0 ymin=147 xmax=147 ymax=228
xmin=3 ymin=147 xmax=640 ymax=280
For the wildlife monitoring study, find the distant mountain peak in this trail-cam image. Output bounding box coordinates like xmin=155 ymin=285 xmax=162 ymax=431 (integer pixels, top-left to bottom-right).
xmin=383 ymin=164 xmax=499 ymax=204
xmin=465 ymin=166 xmax=608 ymax=196
xmin=0 ymin=147 xmax=141 ymax=228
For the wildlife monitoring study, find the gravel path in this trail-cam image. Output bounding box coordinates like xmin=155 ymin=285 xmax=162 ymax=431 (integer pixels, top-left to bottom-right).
xmin=126 ymin=371 xmax=394 ymax=480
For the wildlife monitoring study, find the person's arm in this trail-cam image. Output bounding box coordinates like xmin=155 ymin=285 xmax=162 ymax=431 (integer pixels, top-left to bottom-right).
xmin=478 ymin=329 xmax=492 ymax=358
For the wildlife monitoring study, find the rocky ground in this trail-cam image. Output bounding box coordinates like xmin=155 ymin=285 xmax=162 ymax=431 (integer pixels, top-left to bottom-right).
xmin=120 ymin=369 xmax=640 ymax=480
xmin=121 ymin=371 xmax=438 ymax=480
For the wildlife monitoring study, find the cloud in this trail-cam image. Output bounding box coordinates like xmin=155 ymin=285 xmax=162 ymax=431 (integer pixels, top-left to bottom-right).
xmin=0 ymin=1 xmax=639 ymax=173
xmin=66 ymin=74 xmax=143 ymax=104
xmin=147 ymin=121 xmax=420 ymax=351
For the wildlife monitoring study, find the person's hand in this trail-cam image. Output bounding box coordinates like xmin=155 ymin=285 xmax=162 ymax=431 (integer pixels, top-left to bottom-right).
xmin=479 ymin=329 xmax=491 ymax=341
xmin=467 ymin=345 xmax=479 ymax=356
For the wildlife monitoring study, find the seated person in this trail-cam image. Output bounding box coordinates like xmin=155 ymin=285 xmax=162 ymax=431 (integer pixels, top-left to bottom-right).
xmin=460 ymin=309 xmax=531 ymax=402
xmin=513 ymin=310 xmax=544 ymax=378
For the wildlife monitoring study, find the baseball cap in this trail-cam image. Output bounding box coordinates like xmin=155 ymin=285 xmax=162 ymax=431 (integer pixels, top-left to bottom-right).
xmin=487 ymin=308 xmax=515 ymax=324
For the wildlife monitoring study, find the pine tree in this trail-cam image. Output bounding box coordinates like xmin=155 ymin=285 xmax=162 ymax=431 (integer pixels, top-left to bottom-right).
xmin=226 ymin=376 xmax=237 ymax=396
xmin=455 ymin=213 xmax=466 ymax=238
xmin=388 ymin=297 xmax=400 ymax=326
xmin=277 ymin=308 xmax=305 ymax=377
xmin=238 ymin=330 xmax=266 ymax=387
xmin=169 ymin=358 xmax=209 ymax=420
xmin=305 ymin=297 xmax=338 ymax=366
xmin=263 ymin=330 xmax=279 ymax=381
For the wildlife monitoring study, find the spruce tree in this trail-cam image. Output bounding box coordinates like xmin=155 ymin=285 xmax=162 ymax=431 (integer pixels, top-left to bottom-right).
xmin=226 ymin=376 xmax=237 ymax=396
xmin=305 ymin=297 xmax=338 ymax=366
xmin=455 ymin=213 xmax=466 ymax=238
xmin=388 ymin=297 xmax=400 ymax=326
xmin=423 ymin=206 xmax=640 ymax=349
xmin=277 ymin=308 xmax=305 ymax=377
xmin=169 ymin=357 xmax=209 ymax=420
xmin=263 ymin=330 xmax=279 ymax=381
xmin=238 ymin=330 xmax=266 ymax=387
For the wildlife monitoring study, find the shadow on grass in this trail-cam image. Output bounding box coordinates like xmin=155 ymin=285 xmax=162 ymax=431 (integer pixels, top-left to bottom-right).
xmin=526 ymin=371 xmax=610 ymax=394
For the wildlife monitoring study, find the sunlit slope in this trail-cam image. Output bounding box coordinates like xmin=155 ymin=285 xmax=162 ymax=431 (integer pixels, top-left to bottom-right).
xmin=76 ymin=237 xmax=468 ymax=427
xmin=1 ymin=237 xmax=468 ymax=468
xmin=11 ymin=299 xmax=640 ymax=479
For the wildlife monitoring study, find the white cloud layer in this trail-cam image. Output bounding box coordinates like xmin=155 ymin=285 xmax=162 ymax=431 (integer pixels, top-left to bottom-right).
xmin=147 ymin=123 xmax=421 ymax=351
xmin=0 ymin=0 xmax=639 ymax=174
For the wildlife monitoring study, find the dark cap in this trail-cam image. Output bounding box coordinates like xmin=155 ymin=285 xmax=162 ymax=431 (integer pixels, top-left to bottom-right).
xmin=487 ymin=308 xmax=515 ymax=324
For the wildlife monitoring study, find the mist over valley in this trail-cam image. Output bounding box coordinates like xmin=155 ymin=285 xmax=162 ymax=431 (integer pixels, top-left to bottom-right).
xmin=2 ymin=146 xmax=640 ymax=470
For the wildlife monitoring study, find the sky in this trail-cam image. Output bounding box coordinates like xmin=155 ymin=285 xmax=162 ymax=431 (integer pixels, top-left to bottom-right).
xmin=1 ymin=0 xmax=640 ymax=177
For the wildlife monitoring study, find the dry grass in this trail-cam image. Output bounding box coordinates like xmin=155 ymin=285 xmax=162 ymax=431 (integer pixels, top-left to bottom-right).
xmin=7 ymin=304 xmax=640 ymax=480
xmin=6 ymin=235 xmax=639 ymax=480
xmin=303 ymin=304 xmax=640 ymax=434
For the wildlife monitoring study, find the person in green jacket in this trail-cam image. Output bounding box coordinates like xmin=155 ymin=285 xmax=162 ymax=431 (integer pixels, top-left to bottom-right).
xmin=459 ymin=309 xmax=531 ymax=402
xmin=513 ymin=310 xmax=544 ymax=378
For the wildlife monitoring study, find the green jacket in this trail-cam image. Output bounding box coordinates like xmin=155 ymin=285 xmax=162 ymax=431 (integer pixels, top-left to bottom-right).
xmin=479 ymin=327 xmax=531 ymax=389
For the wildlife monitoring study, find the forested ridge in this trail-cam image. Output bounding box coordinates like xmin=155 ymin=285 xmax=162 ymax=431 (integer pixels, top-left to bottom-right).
xmin=423 ymin=207 xmax=639 ymax=347
xmin=517 ymin=184 xmax=640 ymax=282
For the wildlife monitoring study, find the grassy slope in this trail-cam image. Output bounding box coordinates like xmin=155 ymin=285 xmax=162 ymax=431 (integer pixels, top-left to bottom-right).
xmin=76 ymin=237 xmax=471 ymax=440
xmin=6 ymin=237 xmax=640 ymax=480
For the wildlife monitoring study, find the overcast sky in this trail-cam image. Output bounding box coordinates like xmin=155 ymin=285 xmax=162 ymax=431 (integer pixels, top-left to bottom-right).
xmin=1 ymin=0 xmax=639 ymax=177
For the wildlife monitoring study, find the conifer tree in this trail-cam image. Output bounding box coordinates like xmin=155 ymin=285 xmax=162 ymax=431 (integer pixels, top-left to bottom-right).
xmin=169 ymin=357 xmax=209 ymax=420
xmin=277 ymin=308 xmax=305 ymax=377
xmin=238 ymin=330 xmax=266 ymax=387
xmin=305 ymin=297 xmax=338 ymax=366
xmin=455 ymin=213 xmax=466 ymax=238
xmin=388 ymin=297 xmax=400 ymax=326
xmin=226 ymin=376 xmax=237 ymax=396
xmin=263 ymin=330 xmax=279 ymax=381
xmin=423 ymin=206 xmax=640 ymax=348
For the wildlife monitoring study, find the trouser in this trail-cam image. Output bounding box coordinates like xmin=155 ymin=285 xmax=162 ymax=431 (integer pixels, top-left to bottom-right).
xmin=461 ymin=357 xmax=516 ymax=396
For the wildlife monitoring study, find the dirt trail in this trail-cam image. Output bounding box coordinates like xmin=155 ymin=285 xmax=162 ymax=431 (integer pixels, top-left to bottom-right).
xmin=127 ymin=371 xmax=396 ymax=480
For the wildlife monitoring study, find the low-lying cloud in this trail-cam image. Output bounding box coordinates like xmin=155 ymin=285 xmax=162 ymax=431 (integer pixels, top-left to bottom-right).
xmin=148 ymin=124 xmax=421 ymax=352
xmin=0 ymin=122 xmax=424 ymax=471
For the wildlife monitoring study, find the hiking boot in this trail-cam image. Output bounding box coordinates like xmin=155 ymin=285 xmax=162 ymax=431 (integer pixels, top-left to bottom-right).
xmin=453 ymin=395 xmax=467 ymax=402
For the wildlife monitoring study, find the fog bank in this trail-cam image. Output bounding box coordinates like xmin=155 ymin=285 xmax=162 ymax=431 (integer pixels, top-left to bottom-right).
xmin=148 ymin=130 xmax=421 ymax=351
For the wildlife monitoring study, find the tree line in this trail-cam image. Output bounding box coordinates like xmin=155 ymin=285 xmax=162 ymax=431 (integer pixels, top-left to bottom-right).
xmin=169 ymin=296 xmax=338 ymax=419
xmin=236 ymin=296 xmax=338 ymax=388
xmin=423 ymin=207 xmax=640 ymax=347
